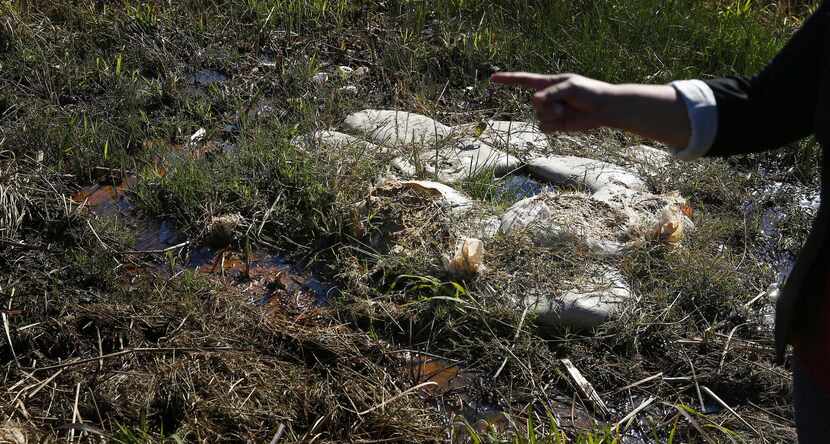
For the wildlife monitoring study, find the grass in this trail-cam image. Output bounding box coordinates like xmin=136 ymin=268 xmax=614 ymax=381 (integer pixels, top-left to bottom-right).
xmin=0 ymin=0 xmax=822 ymax=442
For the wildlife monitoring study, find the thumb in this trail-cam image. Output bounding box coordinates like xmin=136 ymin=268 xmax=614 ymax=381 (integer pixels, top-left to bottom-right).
xmin=490 ymin=72 xmax=570 ymax=91
xmin=532 ymin=81 xmax=574 ymax=112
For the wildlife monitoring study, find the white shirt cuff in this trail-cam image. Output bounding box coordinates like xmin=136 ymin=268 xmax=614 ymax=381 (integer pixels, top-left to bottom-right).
xmin=670 ymin=79 xmax=718 ymax=160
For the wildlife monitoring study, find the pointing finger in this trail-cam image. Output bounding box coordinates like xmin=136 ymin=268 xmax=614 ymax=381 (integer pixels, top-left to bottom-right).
xmin=532 ymin=82 xmax=573 ymax=110
xmin=490 ymin=72 xmax=570 ymax=90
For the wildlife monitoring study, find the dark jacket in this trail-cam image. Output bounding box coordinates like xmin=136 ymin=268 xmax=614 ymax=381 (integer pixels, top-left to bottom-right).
xmin=701 ymin=2 xmax=829 ymax=363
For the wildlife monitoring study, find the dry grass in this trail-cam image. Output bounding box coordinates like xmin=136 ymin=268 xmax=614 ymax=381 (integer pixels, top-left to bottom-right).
xmin=0 ymin=1 xmax=821 ymax=442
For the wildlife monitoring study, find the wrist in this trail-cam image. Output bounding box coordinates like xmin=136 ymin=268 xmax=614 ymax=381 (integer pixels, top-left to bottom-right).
xmin=598 ymin=84 xmax=629 ymax=130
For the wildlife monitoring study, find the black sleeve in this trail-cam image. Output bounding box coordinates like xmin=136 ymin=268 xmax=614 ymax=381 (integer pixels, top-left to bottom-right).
xmin=703 ymin=3 xmax=828 ymax=157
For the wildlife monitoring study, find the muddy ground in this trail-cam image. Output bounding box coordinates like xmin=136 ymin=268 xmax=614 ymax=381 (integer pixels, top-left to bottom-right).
xmin=0 ymin=1 xmax=823 ymax=443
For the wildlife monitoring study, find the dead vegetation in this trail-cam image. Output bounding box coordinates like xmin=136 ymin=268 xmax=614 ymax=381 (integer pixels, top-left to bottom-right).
xmin=0 ymin=1 xmax=823 ymax=442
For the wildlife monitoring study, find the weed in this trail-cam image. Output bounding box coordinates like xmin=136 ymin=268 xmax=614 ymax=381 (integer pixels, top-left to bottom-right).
xmin=0 ymin=1 xmax=816 ymax=442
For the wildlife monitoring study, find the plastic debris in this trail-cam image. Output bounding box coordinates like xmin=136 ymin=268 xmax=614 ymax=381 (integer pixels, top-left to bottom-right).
xmin=336 ymin=65 xmax=353 ymax=78
xmin=311 ymin=72 xmax=329 ymax=84
xmin=353 ymin=66 xmax=370 ymax=79
xmin=447 ymin=238 xmax=485 ymax=275
xmin=0 ymin=422 xmax=26 ymax=444
xmin=189 ymin=127 xmax=206 ymax=145
xmin=655 ymin=205 xmax=684 ymax=244
xmin=339 ymin=85 xmax=358 ymax=94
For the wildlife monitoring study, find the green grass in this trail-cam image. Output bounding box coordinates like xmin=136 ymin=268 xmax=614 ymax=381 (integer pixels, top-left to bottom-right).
xmin=0 ymin=0 xmax=821 ymax=442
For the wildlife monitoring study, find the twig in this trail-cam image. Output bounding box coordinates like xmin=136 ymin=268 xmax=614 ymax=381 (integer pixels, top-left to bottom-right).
xmin=613 ymin=396 xmax=655 ymax=431
xmin=87 ymin=387 xmax=104 ymax=426
xmin=493 ymin=304 xmax=529 ymax=380
xmin=561 ymin=359 xmax=609 ymax=418
xmin=70 ymin=382 xmax=81 ymax=442
xmin=32 ymin=346 xmax=234 ymax=372
xmin=120 ymin=240 xmax=190 ymax=255
xmin=743 ymin=288 xmax=769 ymax=309
xmin=358 ymin=381 xmax=437 ymax=415
xmin=268 ymin=423 xmax=286 ymax=444
xmin=686 ymin=355 xmax=705 ymax=412
xmin=747 ymin=400 xmax=795 ymax=427
xmin=7 ymin=371 xmax=37 ymax=393
xmin=86 ymin=220 xmax=111 ymax=252
xmin=609 ymin=372 xmax=663 ymax=395
xmin=701 ymin=386 xmax=762 ymax=437
xmin=26 ymin=368 xmax=65 ymax=399
xmin=258 ymin=194 xmax=282 ymax=238
xmin=2 ymin=312 xmax=19 ymax=368
xmin=718 ymin=324 xmax=745 ymax=374
xmin=96 ymin=327 xmax=103 ymax=372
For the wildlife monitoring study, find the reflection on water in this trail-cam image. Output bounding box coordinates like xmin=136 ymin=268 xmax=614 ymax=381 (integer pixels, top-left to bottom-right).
xmin=191 ymin=69 xmax=227 ymax=87
xmin=71 ymin=176 xmax=137 ymax=216
xmin=409 ymin=355 xmax=465 ymax=394
xmin=406 ymin=354 xmax=510 ymax=435
xmin=405 ymin=354 xmax=600 ymax=438
xmin=497 ymin=175 xmax=546 ymax=200
xmin=189 ymin=247 xmax=332 ymax=304
xmin=72 ymin=175 xmax=183 ymax=252
xmin=70 ymin=170 xmax=334 ymax=305
xmin=743 ymin=177 xmax=819 ymax=285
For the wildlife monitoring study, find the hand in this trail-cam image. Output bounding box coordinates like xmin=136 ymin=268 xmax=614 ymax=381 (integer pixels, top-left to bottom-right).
xmin=490 ymin=72 xmax=616 ymax=133
xmin=490 ymin=71 xmax=691 ymax=148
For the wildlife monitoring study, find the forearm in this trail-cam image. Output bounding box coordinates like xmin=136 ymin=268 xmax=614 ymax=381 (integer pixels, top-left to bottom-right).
xmin=602 ymin=84 xmax=691 ymax=149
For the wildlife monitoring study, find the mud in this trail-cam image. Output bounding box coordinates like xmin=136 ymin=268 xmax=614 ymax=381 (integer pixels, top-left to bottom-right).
xmin=70 ymin=171 xmax=332 ymax=306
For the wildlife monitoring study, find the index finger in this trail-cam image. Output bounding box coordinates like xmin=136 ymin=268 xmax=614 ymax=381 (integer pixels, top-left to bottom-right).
xmin=490 ymin=72 xmax=566 ymax=90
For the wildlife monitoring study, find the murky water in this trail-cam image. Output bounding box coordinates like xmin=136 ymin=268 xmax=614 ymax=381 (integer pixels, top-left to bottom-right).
xmin=404 ymin=353 xmax=606 ymax=439
xmin=190 ymin=69 xmax=227 ymax=87
xmin=71 ymin=172 xmax=331 ymax=305
xmin=405 ymin=354 xmax=513 ymax=434
xmin=72 ymin=175 xmax=185 ymax=252
xmin=495 ymin=174 xmax=549 ymax=201
xmin=743 ymin=179 xmax=819 ymax=285
xmin=71 ymin=176 xmax=137 ymax=216
xmin=189 ymin=247 xmax=332 ymax=303
xmin=72 ymin=162 xmax=721 ymax=441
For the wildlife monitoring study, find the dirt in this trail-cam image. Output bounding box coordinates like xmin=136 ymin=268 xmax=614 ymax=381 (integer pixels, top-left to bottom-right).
xmin=70 ymin=171 xmax=331 ymax=309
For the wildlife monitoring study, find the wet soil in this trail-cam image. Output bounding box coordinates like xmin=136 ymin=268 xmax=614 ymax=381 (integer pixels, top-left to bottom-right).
xmin=70 ymin=171 xmax=331 ymax=307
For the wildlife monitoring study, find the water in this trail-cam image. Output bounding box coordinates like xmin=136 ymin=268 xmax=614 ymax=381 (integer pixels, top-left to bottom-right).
xmin=188 ymin=247 xmax=333 ymax=304
xmin=406 ymin=354 xmax=513 ymax=434
xmin=496 ymin=175 xmax=547 ymax=200
xmin=190 ymin=69 xmax=227 ymax=87
xmin=405 ymin=353 xmax=601 ymax=438
xmin=742 ymin=178 xmax=819 ymax=285
xmin=71 ymin=174 xmax=333 ymax=305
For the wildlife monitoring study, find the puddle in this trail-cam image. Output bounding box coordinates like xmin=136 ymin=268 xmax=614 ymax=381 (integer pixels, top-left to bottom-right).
xmin=71 ymin=175 xmax=137 ymax=217
xmin=188 ymin=247 xmax=332 ymax=304
xmin=405 ymin=353 xmax=671 ymax=442
xmin=742 ymin=177 xmax=819 ymax=286
xmin=406 ymin=354 xmax=508 ymax=433
xmin=409 ymin=355 xmax=466 ymax=394
xmin=404 ymin=354 xmax=597 ymax=437
xmin=70 ymin=165 xmax=333 ymax=306
xmin=72 ymin=174 xmax=187 ymax=253
xmin=135 ymin=219 xmax=180 ymax=251
xmin=190 ymin=69 xmax=227 ymax=87
xmin=496 ymin=174 xmax=548 ymax=200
